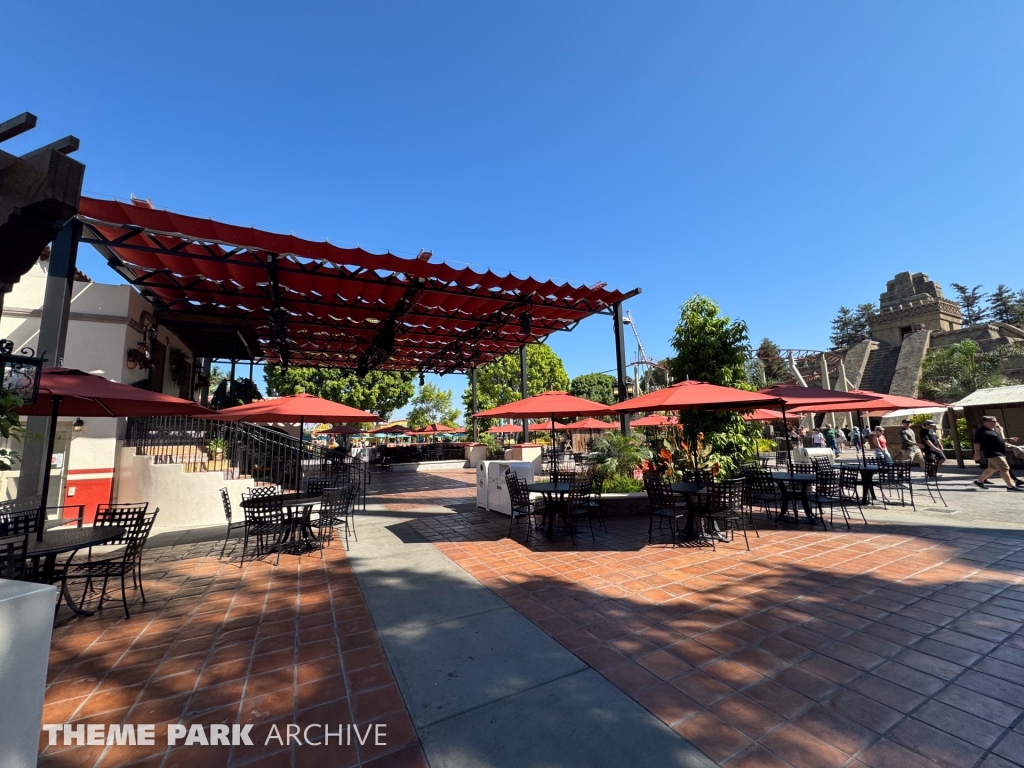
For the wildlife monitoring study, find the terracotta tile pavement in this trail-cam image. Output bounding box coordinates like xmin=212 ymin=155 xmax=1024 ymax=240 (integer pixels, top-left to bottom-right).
xmin=378 ymin=470 xmax=1024 ymax=767
xmin=39 ymin=533 xmax=426 ymax=768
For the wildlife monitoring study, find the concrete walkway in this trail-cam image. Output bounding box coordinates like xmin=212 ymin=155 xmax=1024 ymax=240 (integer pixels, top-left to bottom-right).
xmin=346 ymin=503 xmax=716 ymax=768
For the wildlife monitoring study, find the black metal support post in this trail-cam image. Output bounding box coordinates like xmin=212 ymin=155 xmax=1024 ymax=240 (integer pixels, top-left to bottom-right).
xmin=20 ymin=218 xmax=80 ymax=501
xmin=613 ymin=302 xmax=631 ymax=435
xmin=520 ymin=344 xmax=529 ymax=443
xmin=471 ymin=367 xmax=479 ymax=442
xmin=35 ymin=395 xmax=62 ymax=541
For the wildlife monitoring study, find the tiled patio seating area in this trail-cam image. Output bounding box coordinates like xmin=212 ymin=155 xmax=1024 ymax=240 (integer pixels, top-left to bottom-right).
xmin=40 ymin=531 xmax=425 ymax=768
xmin=390 ymin=472 xmax=1024 ymax=768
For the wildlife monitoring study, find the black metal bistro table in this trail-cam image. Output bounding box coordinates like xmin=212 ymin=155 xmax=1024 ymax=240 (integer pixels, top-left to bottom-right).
xmin=28 ymin=526 xmax=126 ymax=617
xmin=240 ymin=493 xmax=323 ymax=553
xmin=528 ymin=482 xmax=571 ymax=538
xmin=670 ymin=481 xmax=710 ymax=542
xmin=769 ymin=472 xmax=817 ymax=521
xmin=855 ymin=466 xmax=880 ymax=504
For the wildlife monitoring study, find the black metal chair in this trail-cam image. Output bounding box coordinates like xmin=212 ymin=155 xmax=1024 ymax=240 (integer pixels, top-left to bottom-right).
xmin=811 ymin=469 xmax=843 ymax=529
xmin=811 ymin=457 xmax=833 ymax=475
xmin=44 ymin=504 xmax=86 ymax=530
xmin=788 ymin=462 xmax=815 ymax=475
xmin=741 ymin=466 xmax=780 ymax=525
xmin=310 ymin=485 xmax=355 ymax=552
xmin=564 ymin=479 xmax=594 ymax=544
xmin=505 ymin=471 xmax=542 ymax=541
xmin=643 ymin=474 xmax=687 ymax=547
xmin=838 ymin=466 xmax=869 ymax=527
xmin=306 ymin=478 xmax=331 ymax=496
xmin=65 ymin=507 xmax=158 ymax=618
xmin=241 ymin=495 xmax=285 ymax=565
xmin=917 ymin=458 xmax=946 ymax=507
xmin=219 ymin=488 xmax=246 ymax=558
xmin=774 ymin=450 xmax=788 ymax=468
xmin=702 ymin=479 xmax=753 ymax=550
xmin=877 ymin=462 xmax=915 ymax=509
xmin=0 ymin=504 xmax=37 ymax=581
xmin=586 ymin=475 xmax=606 ymax=532
xmin=245 ymin=484 xmax=280 ymax=500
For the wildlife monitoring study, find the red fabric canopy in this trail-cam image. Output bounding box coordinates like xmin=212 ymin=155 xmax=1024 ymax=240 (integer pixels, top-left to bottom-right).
xmin=17 ymin=368 xmax=214 ymax=418
xmin=474 ymin=391 xmax=616 ymax=419
xmin=369 ymin=424 xmax=411 ymax=435
xmin=530 ymin=420 xmax=570 ymax=431
xmin=563 ymin=417 xmax=616 ymax=431
xmin=612 ymin=381 xmax=784 ymax=413
xmin=215 ymin=393 xmax=380 ymax=423
xmin=408 ymin=423 xmax=458 ymax=434
xmin=755 ymin=386 xmax=878 ymax=410
xmin=743 ymin=409 xmax=791 ymax=421
xmin=487 ymin=423 xmax=525 ymax=434
xmin=629 ymin=413 xmax=679 ymax=427
xmin=78 ymin=198 xmax=640 ymax=373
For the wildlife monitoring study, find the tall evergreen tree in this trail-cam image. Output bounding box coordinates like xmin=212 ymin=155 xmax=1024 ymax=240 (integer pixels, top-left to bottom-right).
xmin=829 ymin=304 xmax=874 ymax=350
xmin=755 ymin=338 xmax=789 ymax=385
xmin=950 ymin=283 xmax=988 ymax=325
xmin=988 ymin=284 xmax=1024 ymax=327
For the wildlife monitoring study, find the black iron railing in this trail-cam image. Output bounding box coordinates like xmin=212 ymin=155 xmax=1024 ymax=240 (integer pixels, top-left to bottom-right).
xmin=124 ymin=416 xmax=344 ymax=486
xmin=377 ymin=443 xmax=469 ymax=465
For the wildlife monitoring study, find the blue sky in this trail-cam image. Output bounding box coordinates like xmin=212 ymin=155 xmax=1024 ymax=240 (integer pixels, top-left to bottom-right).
xmin=8 ymin=2 xmax=1024 ymax=419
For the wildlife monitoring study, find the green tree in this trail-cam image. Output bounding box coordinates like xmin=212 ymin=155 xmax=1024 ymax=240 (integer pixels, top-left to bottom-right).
xmin=208 ymin=365 xmax=226 ymax=391
xmin=406 ymin=383 xmax=460 ymax=429
xmin=264 ymin=366 xmax=414 ymax=421
xmin=668 ymin=295 xmax=750 ymax=386
xmin=462 ymin=344 xmax=569 ymax=424
xmin=950 ymin=283 xmax=988 ymax=325
xmin=988 ymin=284 xmax=1024 ymax=327
xmin=754 ymin=337 xmax=788 ymax=385
xmin=829 ymin=303 xmax=875 ymax=350
xmin=569 ymin=372 xmax=615 ymax=405
xmin=919 ymin=339 xmax=1022 ymax=402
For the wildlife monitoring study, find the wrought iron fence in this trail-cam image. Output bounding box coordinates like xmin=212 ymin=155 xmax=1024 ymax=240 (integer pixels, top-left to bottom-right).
xmin=124 ymin=416 xmax=344 ymax=486
xmin=378 ymin=442 xmax=469 ymax=465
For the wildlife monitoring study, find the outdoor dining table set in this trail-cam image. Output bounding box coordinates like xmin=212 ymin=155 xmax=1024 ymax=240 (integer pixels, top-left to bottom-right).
xmin=0 ymin=497 xmax=159 ymax=623
xmin=225 ymin=472 xmax=362 ymax=566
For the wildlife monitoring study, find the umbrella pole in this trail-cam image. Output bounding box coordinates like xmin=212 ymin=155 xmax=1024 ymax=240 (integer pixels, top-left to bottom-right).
xmin=782 ymin=403 xmax=792 ymax=465
xmin=297 ymin=418 xmax=304 ymax=492
xmin=36 ymin=395 xmax=62 ymax=542
xmin=857 ymin=409 xmax=866 ymax=465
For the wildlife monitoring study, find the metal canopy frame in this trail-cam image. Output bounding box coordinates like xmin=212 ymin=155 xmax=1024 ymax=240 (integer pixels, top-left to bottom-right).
xmin=77 ymin=198 xmax=640 ymax=375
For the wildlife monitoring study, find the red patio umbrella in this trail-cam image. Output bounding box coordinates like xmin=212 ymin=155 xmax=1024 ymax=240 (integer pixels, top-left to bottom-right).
xmin=216 ymin=393 xmax=381 ymax=490
xmin=369 ymin=424 xmax=411 ymax=435
xmin=563 ymin=418 xmax=616 ymax=431
xmin=757 ymin=385 xmax=881 ymax=461
xmin=16 ymin=368 xmax=215 ymax=540
xmin=613 ymin=381 xmax=784 ymax=414
xmin=474 ymin=390 xmax=615 ymax=442
xmin=531 ymin=419 xmax=570 ymax=431
xmin=487 ymin=423 xmax=524 ymax=434
xmin=743 ymin=409 xmax=791 ymax=421
xmin=408 ymin=423 xmax=458 ymax=435
xmin=629 ymin=413 xmax=679 ymax=427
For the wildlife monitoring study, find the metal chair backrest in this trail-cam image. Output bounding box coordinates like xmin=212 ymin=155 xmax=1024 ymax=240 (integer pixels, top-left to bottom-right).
xmin=123 ymin=508 xmax=159 ymax=565
xmin=220 ymin=488 xmax=233 ymax=524
xmin=924 ymin=458 xmax=941 ymax=479
xmin=567 ymin=479 xmax=592 ymax=512
xmin=775 ymin=451 xmax=788 ymax=467
xmin=0 ymin=532 xmax=28 ymax=580
xmin=95 ymin=503 xmax=148 ymax=546
xmin=839 ymin=466 xmax=861 ymax=495
xmin=0 ymin=502 xmax=39 ymax=537
xmin=321 ymin=486 xmax=354 ymax=521
xmin=811 ymin=457 xmax=833 ymax=475
xmin=506 ymin=473 xmax=532 ymax=511
xmin=788 ymin=462 xmax=814 ymax=475
xmin=643 ymin=473 xmax=675 ymax=511
xmin=247 ymin=484 xmax=280 ymax=499
xmin=306 ymin=478 xmax=331 ymax=496
xmin=707 ymin=479 xmax=745 ymax=514
xmin=816 ymin=469 xmax=840 ymax=496
xmin=246 ymin=495 xmax=284 ymax=527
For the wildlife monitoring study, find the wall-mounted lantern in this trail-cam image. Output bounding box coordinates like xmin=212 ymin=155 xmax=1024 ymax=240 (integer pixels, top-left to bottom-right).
xmin=0 ymin=340 xmax=45 ymax=404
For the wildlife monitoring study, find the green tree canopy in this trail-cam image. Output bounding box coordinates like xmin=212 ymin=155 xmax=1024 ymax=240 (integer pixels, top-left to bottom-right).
xmin=951 ymin=283 xmax=988 ymax=326
xmin=753 ymin=337 xmax=788 ymax=386
xmin=462 ymin=344 xmax=569 ymax=423
xmin=668 ymin=295 xmax=750 ymax=386
xmin=919 ymin=339 xmax=1021 ymax=402
xmin=569 ymin=372 xmax=615 ymax=405
xmin=829 ymin=303 xmax=875 ymax=350
xmin=264 ymin=366 xmax=414 ymax=422
xmin=988 ymin=284 xmax=1024 ymax=327
xmin=406 ymin=383 xmax=461 ymax=429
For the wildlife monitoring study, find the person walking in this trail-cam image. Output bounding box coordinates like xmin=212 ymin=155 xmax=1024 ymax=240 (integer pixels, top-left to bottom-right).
xmin=850 ymin=425 xmax=862 ymax=451
xmin=812 ymin=428 xmax=824 ymax=448
xmin=823 ymin=424 xmax=840 ymax=457
xmin=899 ymin=418 xmax=927 ymax=470
xmin=836 ymin=425 xmax=847 ymax=453
xmin=918 ymin=419 xmax=946 ymax=469
xmin=973 ymin=416 xmax=1023 ymax=491
xmin=873 ymin=427 xmax=893 ymax=465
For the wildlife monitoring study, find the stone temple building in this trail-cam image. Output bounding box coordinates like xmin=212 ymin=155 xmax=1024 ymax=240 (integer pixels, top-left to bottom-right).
xmin=840 ymin=272 xmax=1024 ymax=397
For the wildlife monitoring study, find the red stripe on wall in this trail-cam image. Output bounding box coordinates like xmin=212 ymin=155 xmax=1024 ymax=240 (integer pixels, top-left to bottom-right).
xmin=67 ymin=468 xmax=115 ymax=475
xmin=64 ymin=478 xmax=114 ymax=523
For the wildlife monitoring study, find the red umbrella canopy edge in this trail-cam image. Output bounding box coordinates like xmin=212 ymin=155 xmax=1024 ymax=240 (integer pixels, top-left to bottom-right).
xmin=473 ymin=391 xmax=616 ymax=419
xmin=612 ymin=381 xmax=784 ymax=413
xmin=755 ymin=386 xmax=879 ymax=410
xmin=215 ymin=393 xmax=381 ymax=423
xmin=18 ymin=368 xmax=215 ymax=418
xmin=563 ymin=417 xmax=617 ymax=430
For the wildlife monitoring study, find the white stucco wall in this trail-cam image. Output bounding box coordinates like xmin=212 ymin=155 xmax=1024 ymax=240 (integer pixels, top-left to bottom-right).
xmin=115 ymin=447 xmax=251 ymax=530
